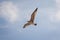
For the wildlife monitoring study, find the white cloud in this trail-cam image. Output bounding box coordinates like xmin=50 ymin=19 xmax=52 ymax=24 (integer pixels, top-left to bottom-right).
xmin=49 ymin=0 xmax=60 ymax=22
xmin=55 ymin=10 xmax=60 ymax=20
xmin=0 ymin=1 xmax=19 ymax=23
xmin=50 ymin=11 xmax=60 ymax=22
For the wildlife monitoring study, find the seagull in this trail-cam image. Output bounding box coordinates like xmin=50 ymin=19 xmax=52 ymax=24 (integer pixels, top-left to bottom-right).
xmin=23 ymin=8 xmax=38 ymax=28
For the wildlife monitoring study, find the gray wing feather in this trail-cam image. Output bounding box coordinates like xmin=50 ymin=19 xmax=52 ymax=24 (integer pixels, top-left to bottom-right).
xmin=23 ymin=23 xmax=30 ymax=28
xmin=30 ymin=8 xmax=38 ymax=22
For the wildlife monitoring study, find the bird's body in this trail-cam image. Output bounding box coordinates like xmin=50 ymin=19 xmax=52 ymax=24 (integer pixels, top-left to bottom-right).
xmin=23 ymin=8 xmax=38 ymax=28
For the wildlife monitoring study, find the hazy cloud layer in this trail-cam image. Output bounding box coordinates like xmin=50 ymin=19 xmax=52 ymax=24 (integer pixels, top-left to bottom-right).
xmin=50 ymin=0 xmax=60 ymax=22
xmin=0 ymin=1 xmax=19 ymax=23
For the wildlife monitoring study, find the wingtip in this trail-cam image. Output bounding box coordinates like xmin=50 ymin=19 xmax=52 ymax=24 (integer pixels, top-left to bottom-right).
xmin=23 ymin=27 xmax=25 ymax=28
xmin=36 ymin=8 xmax=38 ymax=9
xmin=35 ymin=8 xmax=38 ymax=11
xmin=23 ymin=26 xmax=26 ymax=28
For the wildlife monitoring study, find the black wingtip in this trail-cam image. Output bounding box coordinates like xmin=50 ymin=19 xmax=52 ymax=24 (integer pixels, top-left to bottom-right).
xmin=35 ymin=8 xmax=38 ymax=11
xmin=23 ymin=26 xmax=25 ymax=28
xmin=23 ymin=27 xmax=25 ymax=28
xmin=36 ymin=8 xmax=38 ymax=10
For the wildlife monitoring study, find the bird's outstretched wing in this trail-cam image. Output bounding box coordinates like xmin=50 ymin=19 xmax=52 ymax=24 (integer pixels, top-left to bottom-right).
xmin=30 ymin=8 xmax=38 ymax=22
xmin=23 ymin=23 xmax=30 ymax=28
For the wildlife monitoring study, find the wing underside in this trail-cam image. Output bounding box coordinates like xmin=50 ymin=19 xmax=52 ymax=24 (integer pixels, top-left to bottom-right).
xmin=23 ymin=23 xmax=30 ymax=28
xmin=30 ymin=8 xmax=38 ymax=22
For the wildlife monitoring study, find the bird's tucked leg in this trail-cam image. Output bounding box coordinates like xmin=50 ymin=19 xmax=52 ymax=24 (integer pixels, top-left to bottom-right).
xmin=34 ymin=23 xmax=37 ymax=26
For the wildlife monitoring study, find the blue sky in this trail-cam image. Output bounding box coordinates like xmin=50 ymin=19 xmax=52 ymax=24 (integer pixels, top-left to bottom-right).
xmin=0 ymin=0 xmax=60 ymax=40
